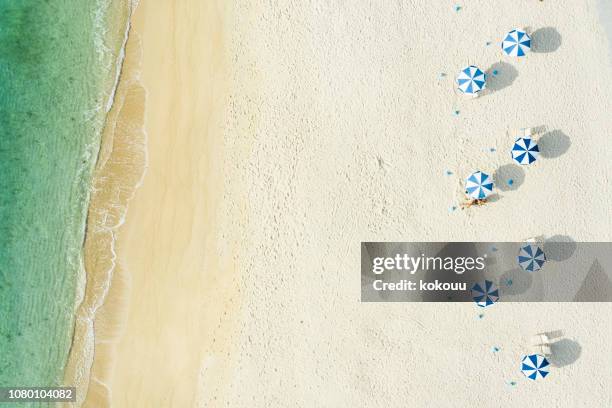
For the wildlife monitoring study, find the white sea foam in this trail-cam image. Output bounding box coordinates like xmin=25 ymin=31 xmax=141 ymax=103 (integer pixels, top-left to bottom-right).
xmin=67 ymin=0 xmax=148 ymax=404
xmin=104 ymin=0 xmax=134 ymax=114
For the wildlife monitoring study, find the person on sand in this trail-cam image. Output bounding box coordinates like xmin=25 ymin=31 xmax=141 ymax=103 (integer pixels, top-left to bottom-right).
xmin=463 ymin=171 xmax=494 ymax=208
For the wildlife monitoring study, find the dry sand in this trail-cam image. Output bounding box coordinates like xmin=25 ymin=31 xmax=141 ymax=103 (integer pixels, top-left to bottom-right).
xmin=75 ymin=0 xmax=612 ymax=406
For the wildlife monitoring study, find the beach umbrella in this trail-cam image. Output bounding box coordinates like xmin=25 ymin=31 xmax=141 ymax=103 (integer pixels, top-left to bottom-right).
xmin=511 ymin=137 xmax=540 ymax=165
xmin=456 ymin=65 xmax=486 ymax=95
xmin=502 ymin=29 xmax=531 ymax=57
xmin=465 ymin=171 xmax=494 ymax=200
xmin=521 ymin=354 xmax=550 ymax=380
xmin=470 ymin=280 xmax=499 ymax=307
xmin=518 ymin=243 xmax=546 ymax=272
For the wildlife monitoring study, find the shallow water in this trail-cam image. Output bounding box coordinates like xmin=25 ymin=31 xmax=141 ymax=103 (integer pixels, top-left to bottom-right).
xmin=0 ymin=0 xmax=127 ymax=391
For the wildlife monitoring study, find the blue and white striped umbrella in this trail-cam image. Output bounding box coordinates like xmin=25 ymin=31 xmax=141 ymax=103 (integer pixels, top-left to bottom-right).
xmin=465 ymin=171 xmax=494 ymax=200
xmin=456 ymin=65 xmax=486 ymax=94
xmin=511 ymin=137 xmax=540 ymax=165
xmin=470 ymin=280 xmax=499 ymax=307
xmin=518 ymin=243 xmax=546 ymax=272
xmin=521 ymin=354 xmax=550 ymax=380
xmin=502 ymin=29 xmax=531 ymax=57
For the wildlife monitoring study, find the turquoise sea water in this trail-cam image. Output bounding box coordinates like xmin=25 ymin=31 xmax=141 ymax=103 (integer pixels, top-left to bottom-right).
xmin=0 ymin=0 xmax=127 ymax=394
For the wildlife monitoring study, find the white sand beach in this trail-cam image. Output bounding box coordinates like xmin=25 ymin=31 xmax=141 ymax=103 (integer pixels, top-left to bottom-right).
xmin=77 ymin=0 xmax=612 ymax=406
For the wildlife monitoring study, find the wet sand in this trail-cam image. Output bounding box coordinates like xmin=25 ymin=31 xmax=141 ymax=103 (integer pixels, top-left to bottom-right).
xmin=65 ymin=0 xmax=241 ymax=406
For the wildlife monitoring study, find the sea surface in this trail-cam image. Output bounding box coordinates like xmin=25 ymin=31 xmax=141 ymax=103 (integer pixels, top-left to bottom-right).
xmin=0 ymin=0 xmax=128 ymax=395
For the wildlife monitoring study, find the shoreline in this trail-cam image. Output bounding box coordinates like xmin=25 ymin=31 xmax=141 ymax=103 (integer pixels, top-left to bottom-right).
xmin=63 ymin=1 xmax=147 ymax=404
xmin=65 ymin=1 xmax=242 ymax=406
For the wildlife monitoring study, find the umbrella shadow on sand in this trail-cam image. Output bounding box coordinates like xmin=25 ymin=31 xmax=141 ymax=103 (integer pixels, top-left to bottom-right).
xmin=483 ymin=62 xmax=518 ymax=94
xmin=549 ymin=339 xmax=581 ymax=367
xmin=538 ymin=129 xmax=571 ymax=158
xmin=493 ymin=164 xmax=525 ymax=192
xmin=499 ymin=267 xmax=545 ymax=300
xmin=531 ymin=27 xmax=562 ymax=53
xmin=543 ymin=235 xmax=577 ymax=261
xmin=499 ymin=268 xmax=533 ymax=296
